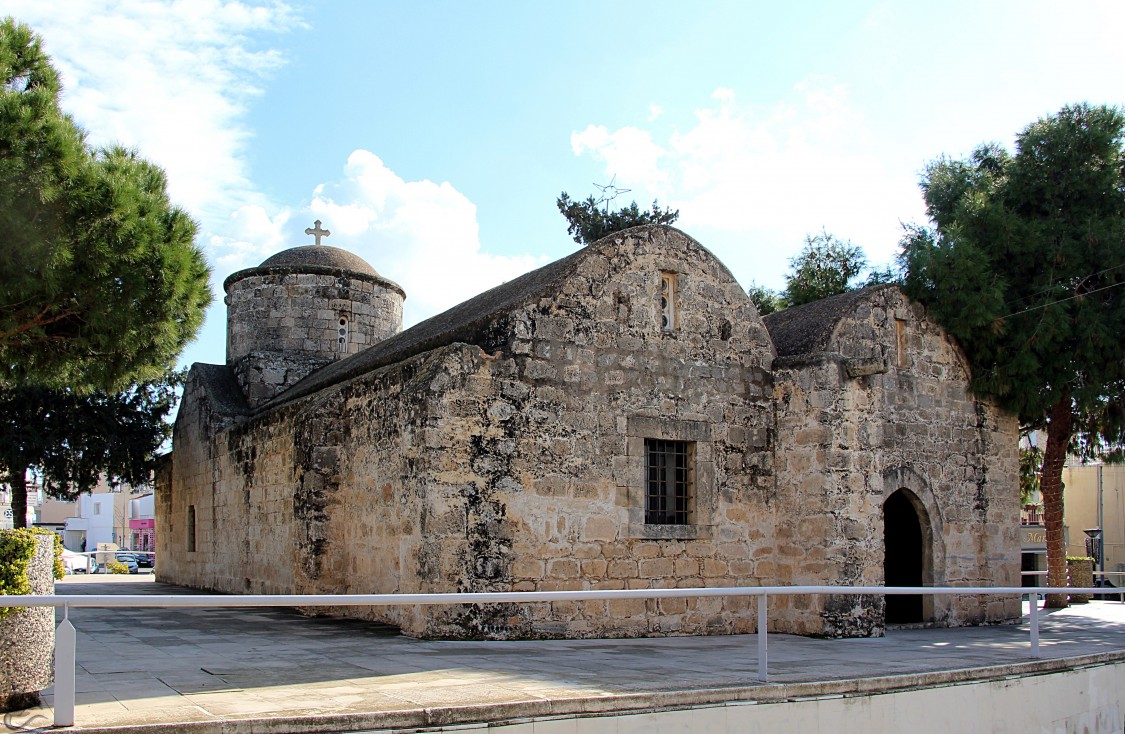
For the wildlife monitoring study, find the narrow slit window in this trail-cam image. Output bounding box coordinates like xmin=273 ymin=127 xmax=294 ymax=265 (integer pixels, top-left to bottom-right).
xmin=337 ymin=316 xmax=349 ymax=354
xmin=645 ymin=439 xmax=692 ymax=525
xmin=187 ymin=505 xmax=197 ymax=553
xmin=660 ymin=272 xmax=677 ymax=331
xmin=895 ymin=318 xmax=908 ymax=368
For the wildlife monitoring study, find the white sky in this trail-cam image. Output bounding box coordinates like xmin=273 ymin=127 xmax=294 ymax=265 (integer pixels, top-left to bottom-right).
xmin=7 ymin=0 xmax=1125 ymax=369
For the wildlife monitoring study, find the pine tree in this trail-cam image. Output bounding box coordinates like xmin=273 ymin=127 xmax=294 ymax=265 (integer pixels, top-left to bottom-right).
xmin=0 ymin=18 xmax=211 ymax=391
xmin=900 ymin=104 xmax=1125 ymax=607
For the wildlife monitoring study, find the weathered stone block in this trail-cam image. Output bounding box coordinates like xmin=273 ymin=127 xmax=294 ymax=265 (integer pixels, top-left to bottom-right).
xmin=581 ymin=517 xmax=617 ymax=542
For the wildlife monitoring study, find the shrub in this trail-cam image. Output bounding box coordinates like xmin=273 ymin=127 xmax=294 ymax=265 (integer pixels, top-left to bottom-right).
xmin=106 ymin=561 xmax=129 ymax=574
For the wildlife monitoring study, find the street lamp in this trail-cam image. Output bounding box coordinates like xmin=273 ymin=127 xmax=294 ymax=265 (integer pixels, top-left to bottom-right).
xmin=1084 ymin=528 xmax=1104 ymax=588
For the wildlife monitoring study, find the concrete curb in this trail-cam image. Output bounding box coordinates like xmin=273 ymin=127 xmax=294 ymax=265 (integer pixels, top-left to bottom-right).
xmin=52 ymin=649 xmax=1125 ymax=734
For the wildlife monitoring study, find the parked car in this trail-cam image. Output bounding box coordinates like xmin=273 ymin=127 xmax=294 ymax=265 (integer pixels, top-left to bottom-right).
xmin=133 ymin=551 xmax=155 ymax=570
xmin=114 ymin=552 xmax=140 ymax=574
xmin=61 ymin=549 xmax=90 ymax=574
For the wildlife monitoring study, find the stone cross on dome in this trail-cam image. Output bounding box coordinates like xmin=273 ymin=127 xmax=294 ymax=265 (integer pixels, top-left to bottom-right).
xmin=304 ymin=220 xmax=331 ymax=246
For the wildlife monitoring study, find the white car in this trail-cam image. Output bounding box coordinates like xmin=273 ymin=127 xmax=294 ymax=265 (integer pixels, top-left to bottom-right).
xmin=61 ymin=549 xmax=91 ymax=574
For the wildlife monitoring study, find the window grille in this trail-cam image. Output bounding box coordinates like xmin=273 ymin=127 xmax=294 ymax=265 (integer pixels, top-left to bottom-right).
xmin=645 ymin=439 xmax=691 ymax=525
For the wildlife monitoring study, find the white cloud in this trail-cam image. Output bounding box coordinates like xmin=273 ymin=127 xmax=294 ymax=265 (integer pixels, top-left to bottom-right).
xmin=304 ymin=151 xmax=547 ymax=327
xmin=571 ymin=125 xmax=669 ymax=192
xmin=7 ymin=1 xmax=305 ymax=367
xmin=571 ymin=80 xmax=926 ymax=287
xmin=209 ymin=204 xmax=292 ymax=270
xmin=7 ymin=0 xmax=300 ymax=223
xmin=7 ymin=2 xmax=547 ymax=366
xmin=204 ymin=150 xmax=545 ymax=329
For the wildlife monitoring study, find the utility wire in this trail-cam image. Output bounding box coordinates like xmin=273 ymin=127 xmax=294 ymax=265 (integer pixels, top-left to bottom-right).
xmin=1003 ymin=261 xmax=1125 ymax=310
xmin=1003 ymin=279 xmax=1125 ymax=319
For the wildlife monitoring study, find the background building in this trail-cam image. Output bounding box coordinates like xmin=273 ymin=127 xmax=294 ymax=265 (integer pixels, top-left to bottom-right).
xmin=1063 ymin=462 xmax=1125 ymax=584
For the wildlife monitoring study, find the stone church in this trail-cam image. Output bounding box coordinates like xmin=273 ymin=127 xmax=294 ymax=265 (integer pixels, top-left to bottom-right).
xmin=155 ymin=224 xmax=1020 ymax=639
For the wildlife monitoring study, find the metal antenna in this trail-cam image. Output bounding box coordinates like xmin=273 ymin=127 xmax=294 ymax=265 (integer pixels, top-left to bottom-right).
xmin=593 ymin=175 xmax=631 ymax=212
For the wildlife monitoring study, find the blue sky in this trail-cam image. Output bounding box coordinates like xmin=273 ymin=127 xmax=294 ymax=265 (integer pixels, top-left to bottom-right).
xmin=8 ymin=0 xmax=1125 ymax=369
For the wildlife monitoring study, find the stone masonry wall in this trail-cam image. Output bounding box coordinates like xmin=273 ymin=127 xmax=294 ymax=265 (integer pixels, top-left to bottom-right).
xmin=421 ymin=227 xmax=778 ymax=638
xmin=226 ymin=271 xmax=404 ymax=406
xmin=161 ymin=227 xmax=784 ymax=638
xmin=772 ymin=288 xmax=1020 ymax=636
xmin=328 ymin=226 xmax=780 ymax=638
xmin=160 ymin=227 xmax=1020 ymax=641
xmin=159 ymin=371 xmax=304 ymax=595
xmin=158 ymin=345 xmax=487 ymax=620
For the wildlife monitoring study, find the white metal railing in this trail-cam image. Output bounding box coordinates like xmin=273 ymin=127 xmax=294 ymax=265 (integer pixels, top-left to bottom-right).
xmin=1020 ymin=570 xmax=1125 ymax=597
xmin=0 ymin=584 xmax=1116 ymax=728
xmin=1021 ymin=571 xmax=1125 ymax=578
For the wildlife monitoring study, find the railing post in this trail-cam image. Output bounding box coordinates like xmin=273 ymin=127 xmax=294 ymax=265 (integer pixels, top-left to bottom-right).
xmin=54 ymin=603 xmax=76 ymax=727
xmin=757 ymin=593 xmax=768 ymax=682
xmin=1028 ymin=592 xmax=1040 ymax=659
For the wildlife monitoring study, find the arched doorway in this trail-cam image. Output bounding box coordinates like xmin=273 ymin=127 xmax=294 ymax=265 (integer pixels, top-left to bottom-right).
xmin=883 ymin=489 xmax=928 ymax=624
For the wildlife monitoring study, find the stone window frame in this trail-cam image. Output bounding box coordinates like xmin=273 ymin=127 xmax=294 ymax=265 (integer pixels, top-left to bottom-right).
xmin=624 ymin=416 xmax=714 ymax=540
xmin=659 ymin=271 xmax=678 ymax=332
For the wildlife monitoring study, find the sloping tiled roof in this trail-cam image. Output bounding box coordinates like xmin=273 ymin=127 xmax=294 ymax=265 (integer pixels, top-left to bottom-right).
xmin=763 ymin=284 xmax=896 ymax=358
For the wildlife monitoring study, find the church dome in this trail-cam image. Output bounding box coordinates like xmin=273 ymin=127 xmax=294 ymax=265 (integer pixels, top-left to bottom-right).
xmin=258 ymin=245 xmax=381 ymax=278
xmin=222 ymin=222 xmax=406 ymax=406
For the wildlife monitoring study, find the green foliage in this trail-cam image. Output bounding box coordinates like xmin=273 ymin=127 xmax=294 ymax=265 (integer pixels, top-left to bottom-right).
xmin=747 ymin=236 xmax=897 ymax=316
xmin=862 ymin=265 xmax=900 ymax=287
xmin=557 ymin=191 xmax=679 ymax=246
xmin=0 ymin=18 xmax=212 ymax=392
xmin=784 ymin=229 xmax=868 ymax=307
xmin=0 ymin=371 xmax=180 ymax=528
xmin=746 ymin=282 xmax=787 ymax=316
xmin=899 ymin=103 xmax=1125 ymax=606
xmin=1019 ymin=445 xmax=1043 ymax=506
xmin=105 ymin=561 xmax=129 ymax=574
xmin=899 ymin=103 xmax=1125 ymax=431
xmin=0 ymin=529 xmax=37 ymax=620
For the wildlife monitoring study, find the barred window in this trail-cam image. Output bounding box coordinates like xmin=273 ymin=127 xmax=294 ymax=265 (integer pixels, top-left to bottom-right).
xmin=645 ymin=439 xmax=691 ymax=525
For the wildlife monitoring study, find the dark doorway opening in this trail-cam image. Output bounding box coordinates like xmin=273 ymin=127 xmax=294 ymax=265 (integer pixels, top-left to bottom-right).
xmin=884 ymin=489 xmax=924 ymax=624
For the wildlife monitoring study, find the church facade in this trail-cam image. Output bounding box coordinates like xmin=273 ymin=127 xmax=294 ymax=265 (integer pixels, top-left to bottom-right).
xmin=155 ymin=225 xmax=1020 ymax=639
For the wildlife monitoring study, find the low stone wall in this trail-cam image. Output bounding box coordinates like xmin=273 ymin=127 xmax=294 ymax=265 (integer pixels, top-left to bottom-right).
xmin=0 ymin=535 xmax=55 ymax=712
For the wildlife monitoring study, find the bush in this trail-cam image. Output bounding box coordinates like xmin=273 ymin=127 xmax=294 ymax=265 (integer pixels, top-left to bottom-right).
xmin=106 ymin=561 xmax=129 ymax=574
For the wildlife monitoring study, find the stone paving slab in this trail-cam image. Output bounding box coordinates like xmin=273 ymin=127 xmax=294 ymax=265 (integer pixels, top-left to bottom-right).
xmin=5 ymin=576 xmax=1124 ymax=733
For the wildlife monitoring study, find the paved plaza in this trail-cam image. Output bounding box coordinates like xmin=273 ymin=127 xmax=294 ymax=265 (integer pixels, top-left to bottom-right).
xmin=8 ymin=576 xmax=1125 ymax=733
